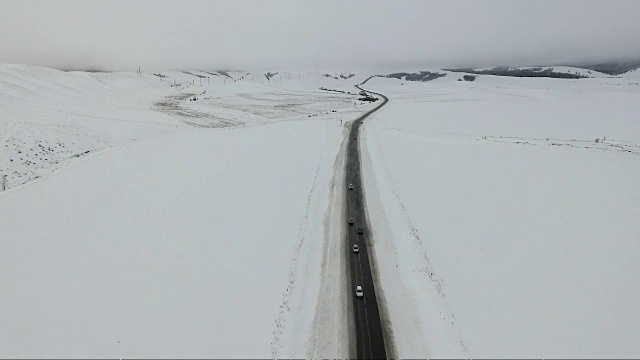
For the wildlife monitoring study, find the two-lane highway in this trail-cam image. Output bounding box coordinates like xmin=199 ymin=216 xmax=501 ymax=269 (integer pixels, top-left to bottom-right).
xmin=346 ymin=81 xmax=388 ymax=359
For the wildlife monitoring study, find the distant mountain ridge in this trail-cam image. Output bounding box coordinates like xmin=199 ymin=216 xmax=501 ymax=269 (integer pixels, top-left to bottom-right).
xmin=443 ymin=67 xmax=588 ymax=79
xmin=444 ymin=59 xmax=640 ymax=79
xmin=570 ymin=61 xmax=640 ymax=75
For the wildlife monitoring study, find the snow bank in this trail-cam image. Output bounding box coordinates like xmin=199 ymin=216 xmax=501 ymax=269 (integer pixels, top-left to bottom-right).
xmin=361 ymin=75 xmax=640 ymax=357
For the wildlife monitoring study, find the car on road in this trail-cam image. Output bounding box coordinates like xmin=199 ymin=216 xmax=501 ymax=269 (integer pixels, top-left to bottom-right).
xmin=354 ymin=137 xmax=357 ymax=140
xmin=355 ymin=285 xmax=363 ymax=298
xmin=357 ymin=226 xmax=364 ymax=234
xmin=348 ymin=184 xmax=353 ymax=190
xmin=353 ymin=244 xmax=359 ymax=253
xmin=349 ymin=218 xmax=354 ymax=225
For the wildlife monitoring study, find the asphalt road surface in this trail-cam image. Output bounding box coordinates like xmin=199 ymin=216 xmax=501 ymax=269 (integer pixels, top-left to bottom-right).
xmin=346 ymin=82 xmax=389 ymax=359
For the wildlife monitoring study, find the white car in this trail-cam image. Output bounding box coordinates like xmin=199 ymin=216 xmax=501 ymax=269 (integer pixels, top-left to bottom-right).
xmin=355 ymin=285 xmax=363 ymax=298
xmin=353 ymin=244 xmax=359 ymax=253
xmin=348 ymin=184 xmax=353 ymax=190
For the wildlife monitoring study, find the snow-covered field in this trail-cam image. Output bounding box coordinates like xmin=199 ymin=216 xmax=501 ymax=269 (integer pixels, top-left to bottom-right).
xmin=3 ymin=62 xmax=640 ymax=358
xmin=361 ymin=75 xmax=640 ymax=357
xmin=0 ymin=65 xmax=374 ymax=357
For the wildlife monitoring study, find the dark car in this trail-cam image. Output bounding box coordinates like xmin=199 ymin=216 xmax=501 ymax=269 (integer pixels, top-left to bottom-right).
xmin=349 ymin=218 xmax=355 ymax=225
xmin=357 ymin=226 xmax=363 ymax=234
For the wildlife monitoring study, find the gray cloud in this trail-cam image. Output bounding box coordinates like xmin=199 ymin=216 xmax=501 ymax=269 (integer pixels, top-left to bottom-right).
xmin=1 ymin=0 xmax=639 ymax=71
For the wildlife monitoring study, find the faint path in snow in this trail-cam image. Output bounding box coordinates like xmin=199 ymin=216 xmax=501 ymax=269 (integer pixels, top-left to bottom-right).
xmin=484 ymin=136 xmax=640 ymax=155
xmin=375 ymin=126 xmax=640 ymax=156
xmin=153 ymin=93 xmax=243 ymax=128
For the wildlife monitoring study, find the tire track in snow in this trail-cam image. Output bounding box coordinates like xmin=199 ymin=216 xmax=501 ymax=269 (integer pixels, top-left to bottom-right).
xmin=372 ymin=131 xmax=469 ymax=355
xmin=270 ymin=132 xmax=332 ymax=358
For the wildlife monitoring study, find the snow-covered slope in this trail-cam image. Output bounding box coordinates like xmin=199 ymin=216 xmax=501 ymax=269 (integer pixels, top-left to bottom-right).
xmin=361 ymin=75 xmax=640 ymax=357
xmin=0 ymin=65 xmax=369 ymax=189
xmin=0 ymin=65 xmax=180 ymax=188
xmin=544 ymin=66 xmax=609 ymax=77
xmin=622 ymin=67 xmax=640 ymax=78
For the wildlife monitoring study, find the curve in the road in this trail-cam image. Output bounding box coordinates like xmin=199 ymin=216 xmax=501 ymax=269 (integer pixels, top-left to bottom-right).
xmin=345 ymin=78 xmax=389 ymax=359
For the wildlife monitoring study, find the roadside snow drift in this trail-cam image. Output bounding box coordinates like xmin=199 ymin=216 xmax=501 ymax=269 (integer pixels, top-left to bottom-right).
xmin=361 ymin=76 xmax=640 ymax=358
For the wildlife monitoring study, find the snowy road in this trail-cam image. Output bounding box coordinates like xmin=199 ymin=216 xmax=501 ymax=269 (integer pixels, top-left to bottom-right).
xmin=345 ymin=83 xmax=389 ymax=359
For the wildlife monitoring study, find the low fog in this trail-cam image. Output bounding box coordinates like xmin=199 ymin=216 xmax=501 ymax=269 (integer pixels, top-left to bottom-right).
xmin=1 ymin=0 xmax=639 ymax=71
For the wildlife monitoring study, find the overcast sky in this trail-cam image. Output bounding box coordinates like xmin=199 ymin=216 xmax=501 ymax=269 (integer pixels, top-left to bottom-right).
xmin=1 ymin=0 xmax=639 ymax=71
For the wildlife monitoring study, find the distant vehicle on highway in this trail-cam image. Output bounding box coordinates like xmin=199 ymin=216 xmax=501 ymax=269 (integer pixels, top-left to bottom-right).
xmin=349 ymin=218 xmax=354 ymax=225
xmin=357 ymin=226 xmax=364 ymax=234
xmin=348 ymin=184 xmax=353 ymax=190
xmin=356 ymin=285 xmax=364 ymax=298
xmin=353 ymin=244 xmax=359 ymax=253
xmin=354 ymin=137 xmax=357 ymax=140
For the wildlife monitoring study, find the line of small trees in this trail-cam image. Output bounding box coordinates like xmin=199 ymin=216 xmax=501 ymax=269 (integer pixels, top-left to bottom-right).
xmin=386 ymin=71 xmax=447 ymax=82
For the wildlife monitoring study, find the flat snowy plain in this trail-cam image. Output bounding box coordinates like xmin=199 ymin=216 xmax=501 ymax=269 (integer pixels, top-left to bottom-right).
xmin=361 ymin=74 xmax=640 ymax=358
xmin=1 ymin=64 xmax=639 ymax=358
